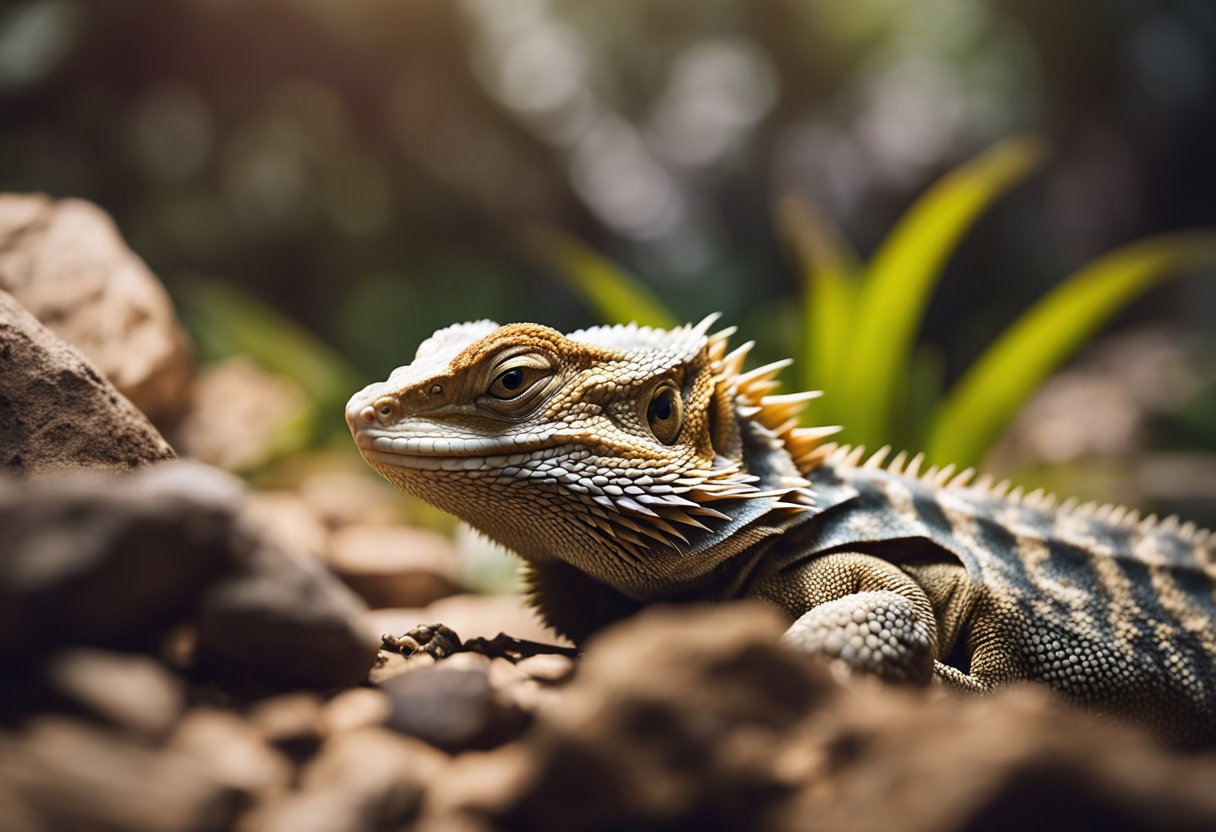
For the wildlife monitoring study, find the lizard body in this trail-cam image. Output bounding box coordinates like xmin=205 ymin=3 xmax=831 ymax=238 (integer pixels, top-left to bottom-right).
xmin=347 ymin=316 xmax=1216 ymax=745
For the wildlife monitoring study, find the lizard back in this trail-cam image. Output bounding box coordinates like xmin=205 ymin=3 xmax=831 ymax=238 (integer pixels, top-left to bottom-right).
xmin=795 ymin=454 xmax=1216 ymax=734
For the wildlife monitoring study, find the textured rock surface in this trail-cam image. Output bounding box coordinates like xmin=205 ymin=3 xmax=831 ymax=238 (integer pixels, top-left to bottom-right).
xmin=0 ymin=194 xmax=193 ymax=428
xmin=0 ymin=460 xmax=378 ymax=689
xmin=383 ymin=657 xmax=528 ymax=753
xmin=427 ymin=605 xmax=1216 ymax=832
xmin=0 ymin=461 xmax=239 ymax=661
xmin=0 ymin=289 xmax=176 ymax=475
xmin=0 ymin=717 xmax=244 ymax=832
xmin=42 ymin=649 xmax=186 ymax=741
xmin=3 ymin=594 xmax=1216 ymax=831
xmin=194 ymin=520 xmax=380 ymax=689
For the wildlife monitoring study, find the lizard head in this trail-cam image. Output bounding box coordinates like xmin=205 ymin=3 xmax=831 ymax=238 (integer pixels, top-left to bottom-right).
xmin=346 ymin=315 xmax=836 ymax=597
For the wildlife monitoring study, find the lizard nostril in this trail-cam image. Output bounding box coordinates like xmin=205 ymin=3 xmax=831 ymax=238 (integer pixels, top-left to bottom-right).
xmin=359 ymin=406 xmax=377 ymax=424
xmin=373 ymin=397 xmax=399 ymax=422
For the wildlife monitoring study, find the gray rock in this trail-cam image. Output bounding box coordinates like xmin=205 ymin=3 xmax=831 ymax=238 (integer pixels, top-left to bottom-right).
xmin=0 ymin=194 xmax=193 ymax=428
xmin=0 ymin=455 xmax=378 ymax=689
xmin=247 ymin=693 xmax=325 ymax=760
xmin=0 ymin=716 xmax=244 ymax=832
xmin=248 ymin=728 xmax=445 ymax=832
xmin=481 ymin=603 xmax=825 ymax=831
xmin=170 ymin=708 xmax=294 ymax=803
xmin=0 ymin=289 xmax=176 ymax=475
xmin=0 ymin=461 xmax=243 ymax=662
xmin=382 ymin=663 xmax=528 ymax=753
xmin=42 ymin=648 xmax=186 ymax=740
xmin=194 ymin=518 xmax=380 ymax=689
xmin=319 ymin=687 xmax=392 ymax=735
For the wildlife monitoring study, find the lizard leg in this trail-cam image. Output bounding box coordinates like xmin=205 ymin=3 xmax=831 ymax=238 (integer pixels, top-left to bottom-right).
xmin=933 ymin=660 xmax=993 ymax=692
xmin=781 ymin=590 xmax=936 ymax=684
xmin=754 ymin=552 xmax=939 ymax=685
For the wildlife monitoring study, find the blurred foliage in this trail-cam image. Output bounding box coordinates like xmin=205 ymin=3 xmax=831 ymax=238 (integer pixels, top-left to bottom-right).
xmin=183 ymin=280 xmax=361 ymax=460
xmin=789 ymin=135 xmax=1046 ymax=449
xmin=523 ymin=226 xmax=677 ymax=329
xmin=928 ymin=232 xmax=1216 ymax=466
xmin=546 ymin=139 xmax=1216 ymax=467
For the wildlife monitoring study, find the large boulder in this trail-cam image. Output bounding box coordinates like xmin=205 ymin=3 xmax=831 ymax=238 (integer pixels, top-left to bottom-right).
xmin=0 ymin=460 xmax=379 ymax=688
xmin=0 ymin=289 xmax=175 ymax=476
xmin=0 ymin=194 xmax=193 ymax=428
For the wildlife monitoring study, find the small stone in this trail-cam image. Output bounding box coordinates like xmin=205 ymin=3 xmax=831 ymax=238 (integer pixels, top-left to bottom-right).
xmin=170 ymin=708 xmax=294 ymax=802
xmin=444 ymin=652 xmax=492 ymax=673
xmin=43 ymin=648 xmax=184 ymax=740
xmin=194 ymin=525 xmax=380 ymax=689
xmin=298 ymin=469 xmax=407 ymax=528
xmin=319 ymin=688 xmax=391 ymax=735
xmin=488 ymin=659 xmax=551 ymax=715
xmin=246 ymin=729 xmax=445 ymax=832
xmin=170 ymin=357 xmax=306 ymax=471
xmin=242 ymin=492 xmax=330 ymax=561
xmin=1 ymin=715 xmax=243 ymax=831
xmin=382 ymin=664 xmax=528 ymax=753
xmin=369 ymin=650 xmax=432 ymax=685
xmin=247 ymin=693 xmax=324 ymax=760
xmin=300 ymin=727 xmax=447 ymax=796
xmin=487 ymin=658 xmax=531 ymax=692
xmin=326 ymin=524 xmax=464 ymax=609
xmin=422 ymin=744 xmax=533 ymax=820
xmin=514 ymin=653 xmax=576 ymax=684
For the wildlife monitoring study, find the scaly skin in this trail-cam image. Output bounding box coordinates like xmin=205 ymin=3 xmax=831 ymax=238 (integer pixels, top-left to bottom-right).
xmin=347 ymin=316 xmax=1216 ymax=746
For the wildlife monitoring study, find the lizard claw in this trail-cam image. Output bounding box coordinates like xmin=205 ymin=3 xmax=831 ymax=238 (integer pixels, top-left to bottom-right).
xmin=381 ymin=623 xmax=464 ymax=659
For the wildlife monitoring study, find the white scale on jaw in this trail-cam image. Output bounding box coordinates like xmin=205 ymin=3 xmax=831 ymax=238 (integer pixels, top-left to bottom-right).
xmin=358 ymin=420 xmax=768 ymax=510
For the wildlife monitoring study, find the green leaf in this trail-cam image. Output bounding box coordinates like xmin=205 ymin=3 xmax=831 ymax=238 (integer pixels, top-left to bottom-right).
xmin=926 ymin=232 xmax=1216 ymax=467
xmin=840 ymin=135 xmax=1047 ymax=446
xmin=182 ymin=280 xmax=359 ymax=409
xmin=774 ymin=195 xmax=859 ymax=398
xmin=522 ymin=225 xmax=677 ymax=328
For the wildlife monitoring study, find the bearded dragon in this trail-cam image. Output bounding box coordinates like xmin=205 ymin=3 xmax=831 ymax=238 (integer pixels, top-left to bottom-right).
xmin=346 ymin=316 xmax=1216 ymax=745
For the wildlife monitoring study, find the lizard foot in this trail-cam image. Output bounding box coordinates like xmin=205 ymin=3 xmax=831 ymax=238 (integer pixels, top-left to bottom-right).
xmin=781 ymin=590 xmax=935 ymax=685
xmin=381 ymin=625 xmax=578 ymax=663
xmin=381 ymin=623 xmax=464 ymax=659
xmin=463 ymin=633 xmax=579 ymax=661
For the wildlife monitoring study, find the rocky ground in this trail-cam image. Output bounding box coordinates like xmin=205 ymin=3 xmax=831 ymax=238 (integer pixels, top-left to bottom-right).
xmin=3 ymin=194 xmax=1216 ymax=832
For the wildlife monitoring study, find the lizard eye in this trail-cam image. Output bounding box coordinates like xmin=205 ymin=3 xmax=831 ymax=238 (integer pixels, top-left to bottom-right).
xmin=646 ymin=384 xmax=683 ymax=444
xmin=489 ymin=366 xmax=540 ymax=399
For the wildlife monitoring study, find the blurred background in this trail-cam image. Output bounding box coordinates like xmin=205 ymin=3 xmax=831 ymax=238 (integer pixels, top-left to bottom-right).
xmin=2 ymin=0 xmax=1214 ymax=524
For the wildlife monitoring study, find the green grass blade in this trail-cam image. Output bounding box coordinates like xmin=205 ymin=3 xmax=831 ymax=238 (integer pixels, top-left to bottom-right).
xmin=775 ymin=195 xmax=858 ymax=400
xmin=841 ymin=136 xmax=1047 ymax=446
xmin=522 ymin=225 xmax=677 ymax=328
xmin=926 ymin=232 xmax=1216 ymax=467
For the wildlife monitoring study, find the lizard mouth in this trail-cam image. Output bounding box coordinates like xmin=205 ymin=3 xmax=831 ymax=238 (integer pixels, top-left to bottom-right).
xmin=353 ymin=429 xmax=559 ymax=469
